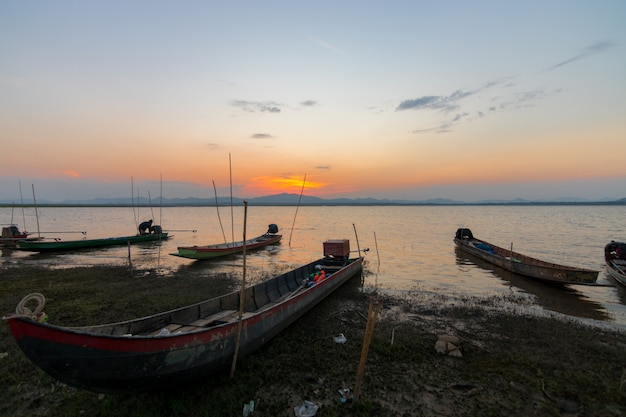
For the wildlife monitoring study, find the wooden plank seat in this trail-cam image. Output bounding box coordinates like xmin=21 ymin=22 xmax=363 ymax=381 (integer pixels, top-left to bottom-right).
xmin=189 ymin=310 xmax=238 ymax=327
xmin=147 ymin=310 xmax=238 ymax=336
xmin=175 ymin=311 xmax=256 ymax=333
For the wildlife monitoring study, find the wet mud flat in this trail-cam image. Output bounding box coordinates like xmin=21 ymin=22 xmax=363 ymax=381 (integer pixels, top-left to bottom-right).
xmin=1 ymin=265 xmax=626 ymax=417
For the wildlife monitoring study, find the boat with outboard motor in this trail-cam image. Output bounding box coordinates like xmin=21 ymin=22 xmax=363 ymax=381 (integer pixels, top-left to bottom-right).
xmin=454 ymin=228 xmax=598 ymax=285
xmin=171 ymin=224 xmax=281 ymax=260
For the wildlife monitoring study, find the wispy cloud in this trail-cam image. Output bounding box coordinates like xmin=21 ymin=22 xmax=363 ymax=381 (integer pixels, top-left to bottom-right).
xmin=230 ymin=100 xmax=282 ymax=113
xmin=545 ymin=41 xmax=614 ymax=71
xmin=406 ymin=81 xmax=559 ymax=134
xmin=64 ymin=170 xmax=80 ymax=178
xmin=300 ymin=100 xmax=318 ymax=107
xmin=396 ymin=90 xmax=474 ymax=113
xmin=497 ymin=88 xmax=562 ymax=110
xmin=308 ymin=36 xmax=343 ymax=54
xmin=412 ymin=112 xmax=471 ymax=134
xmin=251 ymin=133 xmax=274 ymax=139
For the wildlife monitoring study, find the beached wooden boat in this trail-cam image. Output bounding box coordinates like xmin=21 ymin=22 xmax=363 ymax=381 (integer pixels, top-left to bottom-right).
xmin=604 ymin=241 xmax=626 ymax=286
xmin=454 ymin=228 xmax=598 ymax=285
xmin=15 ymin=231 xmax=168 ymax=252
xmin=0 ymin=225 xmax=42 ymax=247
xmin=3 ymin=239 xmax=363 ymax=394
xmin=172 ymin=224 xmax=281 ymax=260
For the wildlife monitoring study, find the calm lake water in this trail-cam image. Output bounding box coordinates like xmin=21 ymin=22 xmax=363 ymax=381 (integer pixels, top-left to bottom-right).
xmin=2 ymin=205 xmax=626 ymax=328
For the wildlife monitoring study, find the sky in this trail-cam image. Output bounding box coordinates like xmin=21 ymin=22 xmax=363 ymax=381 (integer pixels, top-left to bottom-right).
xmin=1 ymin=1 xmax=625 ymax=203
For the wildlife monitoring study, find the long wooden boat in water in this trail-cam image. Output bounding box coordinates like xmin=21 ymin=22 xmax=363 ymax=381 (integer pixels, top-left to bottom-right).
xmin=15 ymin=231 xmax=168 ymax=252
xmin=604 ymin=241 xmax=626 ymax=287
xmin=3 ymin=239 xmax=363 ymax=394
xmin=171 ymin=224 xmax=281 ymax=260
xmin=454 ymin=228 xmax=598 ymax=285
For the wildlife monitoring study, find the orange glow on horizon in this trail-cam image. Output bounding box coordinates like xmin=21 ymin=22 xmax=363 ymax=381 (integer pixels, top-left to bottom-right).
xmin=63 ymin=170 xmax=80 ymax=178
xmin=241 ymin=175 xmax=327 ymax=196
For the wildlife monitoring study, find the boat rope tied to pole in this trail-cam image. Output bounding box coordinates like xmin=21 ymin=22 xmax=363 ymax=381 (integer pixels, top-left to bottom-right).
xmin=13 ymin=293 xmax=48 ymax=322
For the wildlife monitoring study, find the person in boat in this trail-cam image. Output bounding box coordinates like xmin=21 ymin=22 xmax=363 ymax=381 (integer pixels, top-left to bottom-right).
xmin=138 ymin=220 xmax=153 ymax=235
xmin=149 ymin=225 xmax=162 ymax=234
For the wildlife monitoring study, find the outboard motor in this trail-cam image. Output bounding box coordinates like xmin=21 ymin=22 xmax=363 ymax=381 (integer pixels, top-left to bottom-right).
xmin=267 ymin=224 xmax=279 ymax=234
xmin=455 ymin=228 xmax=473 ymax=240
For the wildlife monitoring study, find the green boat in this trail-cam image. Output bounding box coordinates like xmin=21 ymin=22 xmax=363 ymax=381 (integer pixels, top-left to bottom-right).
xmin=15 ymin=233 xmax=169 ymax=253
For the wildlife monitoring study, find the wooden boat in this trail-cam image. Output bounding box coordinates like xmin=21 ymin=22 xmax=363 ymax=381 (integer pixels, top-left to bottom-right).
xmin=454 ymin=228 xmax=598 ymax=285
xmin=604 ymin=241 xmax=626 ymax=286
xmin=0 ymin=225 xmax=43 ymax=247
xmin=171 ymin=224 xmax=281 ymax=260
xmin=3 ymin=239 xmax=363 ymax=394
xmin=15 ymin=231 xmax=168 ymax=253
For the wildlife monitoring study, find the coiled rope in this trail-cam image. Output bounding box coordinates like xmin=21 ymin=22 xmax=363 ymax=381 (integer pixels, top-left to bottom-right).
xmin=15 ymin=293 xmax=46 ymax=320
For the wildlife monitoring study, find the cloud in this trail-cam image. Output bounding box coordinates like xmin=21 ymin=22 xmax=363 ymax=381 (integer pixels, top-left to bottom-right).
xmin=230 ymin=100 xmax=282 ymax=113
xmin=396 ymin=90 xmax=474 ymax=113
xmin=251 ymin=133 xmax=274 ymax=139
xmin=497 ymin=88 xmax=561 ymax=111
xmin=406 ymin=75 xmax=560 ymax=134
xmin=300 ymin=100 xmax=318 ymax=107
xmin=315 ymin=165 xmax=331 ymax=170
xmin=412 ymin=112 xmax=470 ymax=134
xmin=308 ymin=36 xmax=344 ymax=54
xmin=64 ymin=170 xmax=80 ymax=178
xmin=546 ymin=41 xmax=614 ymax=71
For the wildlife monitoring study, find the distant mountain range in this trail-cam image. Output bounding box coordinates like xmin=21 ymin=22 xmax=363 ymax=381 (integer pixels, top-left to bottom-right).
xmin=2 ymin=193 xmax=625 ymax=206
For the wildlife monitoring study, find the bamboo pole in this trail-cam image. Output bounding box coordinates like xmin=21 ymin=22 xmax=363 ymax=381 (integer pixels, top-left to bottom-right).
xmin=229 ymin=153 xmax=234 ymax=245
xmin=374 ymin=231 xmax=381 ymax=272
xmin=352 ymin=223 xmax=361 ymax=256
xmin=213 ymin=180 xmax=227 ymax=244
xmin=131 ymin=177 xmax=137 ymax=231
xmin=148 ymin=191 xmax=155 ymax=221
xmin=31 ymin=184 xmax=41 ymax=238
xmin=288 ymin=174 xmax=306 ymax=247
xmin=230 ymin=201 xmax=248 ymax=378
xmin=19 ymin=180 xmax=26 ymax=232
xmin=127 ymin=241 xmax=132 ymax=273
xmin=354 ymin=296 xmax=383 ymax=402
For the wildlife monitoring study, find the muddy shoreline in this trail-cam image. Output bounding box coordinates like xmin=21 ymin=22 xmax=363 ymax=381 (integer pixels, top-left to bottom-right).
xmin=2 ymin=265 xmax=626 ymax=416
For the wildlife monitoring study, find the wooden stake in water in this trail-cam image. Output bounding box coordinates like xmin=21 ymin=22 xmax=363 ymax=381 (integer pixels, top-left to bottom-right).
xmin=229 ymin=153 xmax=234 ymax=245
xmin=288 ymin=174 xmax=306 ymax=247
xmin=19 ymin=180 xmax=26 ymax=232
xmin=127 ymin=241 xmax=132 ymax=273
xmin=213 ymin=180 xmax=227 ymax=244
xmin=231 ymin=201 xmax=248 ymax=378
xmin=352 ymin=223 xmax=361 ymax=256
xmin=31 ymin=184 xmax=41 ymax=238
xmin=374 ymin=231 xmax=381 ymax=271
xmin=354 ymin=296 xmax=383 ymax=402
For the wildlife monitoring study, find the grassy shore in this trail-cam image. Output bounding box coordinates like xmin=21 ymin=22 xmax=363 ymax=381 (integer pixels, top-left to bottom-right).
xmin=1 ymin=264 xmax=626 ymax=417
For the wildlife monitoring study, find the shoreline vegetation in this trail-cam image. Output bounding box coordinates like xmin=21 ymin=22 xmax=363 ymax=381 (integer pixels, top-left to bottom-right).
xmin=2 ymin=265 xmax=626 ymax=416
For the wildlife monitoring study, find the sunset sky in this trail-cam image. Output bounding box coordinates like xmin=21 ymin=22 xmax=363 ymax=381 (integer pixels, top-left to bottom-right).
xmin=1 ymin=1 xmax=625 ymax=203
